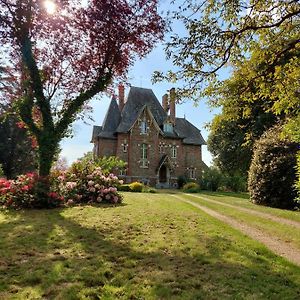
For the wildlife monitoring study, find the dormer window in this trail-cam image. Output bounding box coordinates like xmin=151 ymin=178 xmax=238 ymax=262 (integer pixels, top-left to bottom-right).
xmin=163 ymin=123 xmax=173 ymax=133
xmin=140 ymin=119 xmax=148 ymax=134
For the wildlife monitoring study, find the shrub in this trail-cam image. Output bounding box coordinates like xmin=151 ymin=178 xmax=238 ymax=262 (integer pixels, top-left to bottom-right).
xmin=248 ymin=126 xmax=298 ymax=209
xmin=148 ymin=188 xmax=157 ymax=193
xmin=78 ymin=152 xmax=126 ymax=175
xmin=118 ymin=184 xmax=131 ymax=192
xmin=201 ymin=167 xmax=223 ymax=191
xmin=142 ymin=186 xmax=157 ymax=193
xmin=0 ymin=173 xmax=63 ymax=209
xmin=0 ymin=160 xmax=124 ymax=209
xmin=224 ymin=174 xmax=247 ymax=192
xmin=129 ymin=182 xmax=144 ymax=192
xmin=183 ymin=182 xmax=200 ymax=192
xmin=52 ymin=160 xmax=123 ymax=205
xmin=177 ymin=175 xmax=188 ymax=189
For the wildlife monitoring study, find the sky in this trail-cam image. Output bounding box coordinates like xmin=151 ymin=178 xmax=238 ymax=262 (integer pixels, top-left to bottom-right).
xmin=59 ymin=1 xmax=223 ymax=166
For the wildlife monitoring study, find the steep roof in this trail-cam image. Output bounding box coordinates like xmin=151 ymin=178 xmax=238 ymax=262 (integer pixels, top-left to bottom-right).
xmin=91 ymin=125 xmax=102 ymax=141
xmin=116 ymin=86 xmax=167 ymax=132
xmin=91 ymin=86 xmax=206 ymax=146
xmin=175 ymin=118 xmax=206 ymax=145
xmin=97 ymin=97 xmax=120 ymax=139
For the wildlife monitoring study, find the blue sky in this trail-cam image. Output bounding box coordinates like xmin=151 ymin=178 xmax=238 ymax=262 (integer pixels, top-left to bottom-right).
xmin=60 ymin=1 xmax=223 ymax=166
xmin=60 ymin=45 xmax=220 ymax=166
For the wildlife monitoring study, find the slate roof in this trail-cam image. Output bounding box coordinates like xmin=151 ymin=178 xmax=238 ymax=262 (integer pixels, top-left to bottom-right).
xmin=95 ymin=97 xmax=120 ymax=140
xmin=91 ymin=86 xmax=206 ymax=146
xmin=116 ymin=87 xmax=167 ymax=132
xmin=91 ymin=126 xmax=102 ymax=141
xmin=174 ymin=118 xmax=207 ymax=145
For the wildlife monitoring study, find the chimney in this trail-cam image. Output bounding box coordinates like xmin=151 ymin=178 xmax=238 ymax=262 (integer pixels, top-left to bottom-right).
xmin=162 ymin=94 xmax=169 ymax=112
xmin=118 ymin=84 xmax=125 ymax=111
xmin=169 ymin=87 xmax=176 ymax=123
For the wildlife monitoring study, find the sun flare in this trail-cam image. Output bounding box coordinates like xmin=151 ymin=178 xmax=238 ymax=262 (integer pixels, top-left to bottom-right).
xmin=44 ymin=0 xmax=56 ymax=14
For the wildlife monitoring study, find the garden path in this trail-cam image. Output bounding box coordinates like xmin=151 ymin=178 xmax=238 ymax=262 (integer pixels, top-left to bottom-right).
xmin=185 ymin=194 xmax=300 ymax=229
xmin=172 ymin=195 xmax=300 ymax=267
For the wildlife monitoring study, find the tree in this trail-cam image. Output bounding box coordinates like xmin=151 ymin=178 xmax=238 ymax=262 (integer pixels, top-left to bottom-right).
xmin=0 ymin=112 xmax=37 ymax=178
xmin=154 ymin=0 xmax=300 ymax=103
xmin=78 ymin=152 xmax=127 ymax=175
xmin=0 ymin=0 xmax=164 ymax=182
xmin=158 ymin=1 xmax=300 ymax=199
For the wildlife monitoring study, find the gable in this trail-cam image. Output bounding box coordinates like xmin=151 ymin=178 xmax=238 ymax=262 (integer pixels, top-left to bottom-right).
xmin=116 ymin=87 xmax=167 ymax=133
xmin=129 ymin=105 xmax=163 ymax=135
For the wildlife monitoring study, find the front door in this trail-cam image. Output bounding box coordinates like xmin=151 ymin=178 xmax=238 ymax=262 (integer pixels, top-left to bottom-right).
xmin=159 ymin=165 xmax=167 ymax=183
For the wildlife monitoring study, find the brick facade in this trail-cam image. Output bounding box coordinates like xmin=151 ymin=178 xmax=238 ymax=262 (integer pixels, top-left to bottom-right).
xmin=92 ymin=86 xmax=206 ymax=188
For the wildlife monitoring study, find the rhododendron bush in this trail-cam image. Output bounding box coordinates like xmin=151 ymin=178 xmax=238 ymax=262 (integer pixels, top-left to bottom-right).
xmin=0 ymin=161 xmax=123 ymax=209
xmin=51 ymin=160 xmax=123 ymax=205
xmin=0 ymin=173 xmax=63 ymax=209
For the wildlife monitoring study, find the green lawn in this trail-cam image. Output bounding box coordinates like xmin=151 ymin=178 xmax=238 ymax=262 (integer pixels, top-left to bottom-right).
xmin=181 ymin=193 xmax=300 ymax=251
xmin=197 ymin=191 xmax=300 ymax=222
xmin=0 ymin=192 xmax=300 ymax=299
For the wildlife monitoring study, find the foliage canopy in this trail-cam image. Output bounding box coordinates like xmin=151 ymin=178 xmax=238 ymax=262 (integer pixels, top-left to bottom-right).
xmin=0 ymin=0 xmax=164 ymax=178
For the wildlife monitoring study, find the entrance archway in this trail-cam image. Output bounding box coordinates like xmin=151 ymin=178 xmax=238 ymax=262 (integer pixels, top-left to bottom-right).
xmin=159 ymin=165 xmax=167 ymax=183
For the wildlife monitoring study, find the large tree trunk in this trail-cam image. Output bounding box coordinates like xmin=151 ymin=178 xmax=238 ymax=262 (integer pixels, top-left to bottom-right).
xmin=38 ymin=145 xmax=56 ymax=177
xmin=34 ymin=132 xmax=59 ymax=207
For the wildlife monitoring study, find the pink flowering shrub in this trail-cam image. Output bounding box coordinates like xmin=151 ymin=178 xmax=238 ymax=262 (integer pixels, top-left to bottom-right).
xmin=51 ymin=160 xmax=123 ymax=205
xmin=0 ymin=173 xmax=63 ymax=209
xmin=0 ymin=160 xmax=123 ymax=210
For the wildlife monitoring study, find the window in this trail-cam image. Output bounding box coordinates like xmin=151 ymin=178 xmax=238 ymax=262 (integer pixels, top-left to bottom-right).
xmin=119 ymin=169 xmax=126 ymax=176
xmin=189 ymin=168 xmax=196 ymax=179
xmin=171 ymin=145 xmax=177 ymax=158
xmin=141 ymin=143 xmax=148 ymax=168
xmin=163 ymin=123 xmax=173 ymax=133
xmin=141 ymin=143 xmax=148 ymax=159
xmin=140 ymin=119 xmax=148 ymax=134
xmin=122 ymin=143 xmax=128 ymax=153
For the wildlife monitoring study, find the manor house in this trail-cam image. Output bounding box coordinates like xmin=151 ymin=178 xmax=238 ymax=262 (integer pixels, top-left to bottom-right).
xmin=91 ymin=86 xmax=206 ymax=188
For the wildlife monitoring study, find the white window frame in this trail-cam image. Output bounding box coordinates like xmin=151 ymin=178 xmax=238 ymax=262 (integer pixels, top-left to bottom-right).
xmin=141 ymin=143 xmax=148 ymax=159
xmin=164 ymin=123 xmax=173 ymax=133
xmin=141 ymin=143 xmax=148 ymax=168
xmin=140 ymin=119 xmax=148 ymax=134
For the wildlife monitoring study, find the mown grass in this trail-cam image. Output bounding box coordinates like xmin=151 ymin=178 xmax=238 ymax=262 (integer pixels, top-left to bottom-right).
xmin=182 ymin=193 xmax=300 ymax=250
xmin=0 ymin=193 xmax=300 ymax=299
xmin=198 ymin=191 xmax=300 ymax=222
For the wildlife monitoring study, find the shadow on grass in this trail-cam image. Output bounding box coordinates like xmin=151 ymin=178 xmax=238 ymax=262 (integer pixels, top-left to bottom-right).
xmin=0 ymin=207 xmax=299 ymax=299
